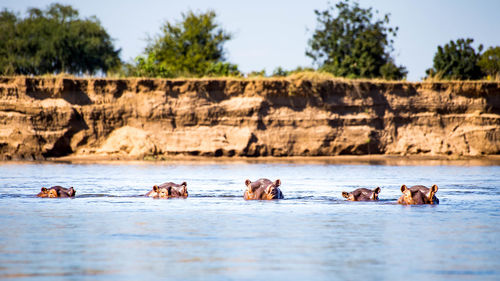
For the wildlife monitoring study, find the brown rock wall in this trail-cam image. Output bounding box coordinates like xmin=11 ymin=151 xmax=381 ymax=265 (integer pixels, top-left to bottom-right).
xmin=0 ymin=76 xmax=499 ymax=160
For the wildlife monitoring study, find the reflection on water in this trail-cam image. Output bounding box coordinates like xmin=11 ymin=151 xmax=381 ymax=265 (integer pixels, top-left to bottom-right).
xmin=0 ymin=162 xmax=499 ymax=280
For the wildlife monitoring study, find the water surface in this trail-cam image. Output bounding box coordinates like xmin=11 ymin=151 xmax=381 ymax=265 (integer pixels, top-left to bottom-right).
xmin=0 ymin=162 xmax=499 ymax=280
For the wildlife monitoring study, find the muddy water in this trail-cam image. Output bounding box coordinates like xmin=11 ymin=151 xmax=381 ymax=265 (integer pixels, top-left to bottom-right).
xmin=0 ymin=162 xmax=499 ymax=280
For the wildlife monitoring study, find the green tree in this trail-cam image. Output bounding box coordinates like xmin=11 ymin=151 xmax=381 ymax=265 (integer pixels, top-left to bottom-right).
xmin=0 ymin=4 xmax=121 ymax=75
xmin=0 ymin=10 xmax=18 ymax=74
xmin=131 ymin=10 xmax=239 ymax=78
xmin=478 ymin=46 xmax=500 ymax=78
xmin=426 ymin=38 xmax=483 ymax=80
xmin=306 ymin=0 xmax=406 ymax=79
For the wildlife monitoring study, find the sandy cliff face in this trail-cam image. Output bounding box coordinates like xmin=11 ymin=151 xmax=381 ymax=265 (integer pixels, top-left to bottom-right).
xmin=0 ymin=76 xmax=499 ymax=160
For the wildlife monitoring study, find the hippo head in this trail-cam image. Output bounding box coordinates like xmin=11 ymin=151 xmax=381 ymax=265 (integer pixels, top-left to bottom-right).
xmin=398 ymin=184 xmax=439 ymax=205
xmin=37 ymin=186 xmax=76 ymax=198
xmin=37 ymin=187 xmax=58 ymax=198
xmin=58 ymin=187 xmax=76 ymax=197
xmin=244 ymin=178 xmax=284 ymax=200
xmin=152 ymin=182 xmax=188 ymax=199
xmin=263 ymin=180 xmax=282 ymax=200
xmin=170 ymin=182 xmax=188 ymax=198
xmin=152 ymin=185 xmax=169 ymax=199
xmin=342 ymin=187 xmax=381 ymax=201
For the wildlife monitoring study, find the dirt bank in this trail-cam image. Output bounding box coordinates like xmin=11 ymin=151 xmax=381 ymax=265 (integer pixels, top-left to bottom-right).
xmin=1 ymin=75 xmax=499 ymax=160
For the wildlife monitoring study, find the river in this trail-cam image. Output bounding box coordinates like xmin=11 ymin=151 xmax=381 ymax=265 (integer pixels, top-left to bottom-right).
xmin=0 ymin=160 xmax=499 ymax=280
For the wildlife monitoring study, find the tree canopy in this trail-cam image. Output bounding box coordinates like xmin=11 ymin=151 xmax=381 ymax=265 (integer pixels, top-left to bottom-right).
xmin=2 ymin=2 xmax=497 ymax=81
xmin=306 ymin=0 xmax=406 ymax=80
xmin=0 ymin=4 xmax=121 ymax=76
xmin=129 ymin=10 xmax=239 ymax=78
xmin=478 ymin=46 xmax=500 ymax=78
xmin=426 ymin=38 xmax=484 ymax=80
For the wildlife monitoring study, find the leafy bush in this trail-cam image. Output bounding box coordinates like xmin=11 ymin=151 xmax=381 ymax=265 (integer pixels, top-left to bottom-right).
xmin=478 ymin=46 xmax=500 ymax=79
xmin=247 ymin=70 xmax=266 ymax=77
xmin=380 ymin=61 xmax=407 ymax=80
xmin=271 ymin=67 xmax=289 ymax=77
xmin=205 ymin=62 xmax=241 ymax=77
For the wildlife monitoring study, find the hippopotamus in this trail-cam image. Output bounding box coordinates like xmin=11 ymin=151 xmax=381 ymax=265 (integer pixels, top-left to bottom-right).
xmin=145 ymin=182 xmax=188 ymax=198
xmin=397 ymin=184 xmax=439 ymax=205
xmin=244 ymin=178 xmax=284 ymax=200
xmin=37 ymin=186 xmax=76 ymax=198
xmin=342 ymin=187 xmax=381 ymax=201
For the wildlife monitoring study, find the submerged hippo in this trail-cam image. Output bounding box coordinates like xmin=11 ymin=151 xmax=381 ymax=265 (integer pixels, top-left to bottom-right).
xmin=37 ymin=186 xmax=76 ymax=198
xmin=145 ymin=182 xmax=188 ymax=199
xmin=342 ymin=187 xmax=381 ymax=201
xmin=244 ymin=178 xmax=284 ymax=200
xmin=397 ymin=184 xmax=439 ymax=205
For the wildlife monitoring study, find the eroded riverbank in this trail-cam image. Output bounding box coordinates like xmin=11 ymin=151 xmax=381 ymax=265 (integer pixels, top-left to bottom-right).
xmin=1 ymin=75 xmax=499 ymax=160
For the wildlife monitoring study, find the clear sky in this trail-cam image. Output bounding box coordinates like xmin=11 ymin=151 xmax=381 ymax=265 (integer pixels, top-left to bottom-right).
xmin=3 ymin=0 xmax=500 ymax=80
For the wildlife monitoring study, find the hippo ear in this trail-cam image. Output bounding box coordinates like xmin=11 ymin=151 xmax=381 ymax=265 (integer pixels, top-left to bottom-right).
xmin=245 ymin=179 xmax=251 ymax=186
xmin=274 ymin=179 xmax=281 ymax=187
xmin=342 ymin=191 xmax=349 ymax=199
xmin=153 ymin=185 xmax=159 ymax=192
xmin=41 ymin=187 xmax=47 ymax=192
xmin=428 ymin=184 xmax=438 ymax=200
xmin=400 ymin=185 xmax=408 ymax=193
xmin=180 ymin=183 xmax=187 ymax=194
xmin=371 ymin=187 xmax=381 ymax=200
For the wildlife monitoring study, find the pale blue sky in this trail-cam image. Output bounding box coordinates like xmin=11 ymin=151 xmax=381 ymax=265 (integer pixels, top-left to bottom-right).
xmin=3 ymin=0 xmax=500 ymax=80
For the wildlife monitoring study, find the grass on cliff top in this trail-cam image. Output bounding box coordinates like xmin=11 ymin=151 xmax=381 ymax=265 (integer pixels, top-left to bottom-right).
xmin=284 ymin=71 xmax=411 ymax=84
xmin=4 ymin=71 xmax=500 ymax=83
xmin=422 ymin=72 xmax=500 ymax=83
xmin=8 ymin=71 xmax=405 ymax=83
xmin=249 ymin=71 xmax=500 ymax=84
xmin=197 ymin=71 xmax=414 ymax=84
